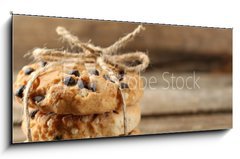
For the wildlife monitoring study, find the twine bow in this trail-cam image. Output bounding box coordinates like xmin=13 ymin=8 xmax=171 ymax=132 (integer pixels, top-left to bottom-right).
xmin=23 ymin=25 xmax=149 ymax=142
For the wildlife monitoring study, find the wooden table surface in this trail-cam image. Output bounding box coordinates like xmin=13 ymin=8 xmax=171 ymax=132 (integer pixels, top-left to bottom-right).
xmin=13 ymin=111 xmax=232 ymax=143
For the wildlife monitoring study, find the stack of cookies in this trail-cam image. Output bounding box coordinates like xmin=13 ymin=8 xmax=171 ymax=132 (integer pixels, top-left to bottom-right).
xmin=14 ymin=60 xmax=143 ymax=141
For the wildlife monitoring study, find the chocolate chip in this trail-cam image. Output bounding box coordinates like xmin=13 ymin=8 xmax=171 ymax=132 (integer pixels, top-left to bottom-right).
xmin=89 ymin=69 xmax=99 ymax=76
xmin=68 ymin=70 xmax=80 ymax=77
xmin=54 ymin=135 xmax=62 ymax=140
xmin=32 ymin=95 xmax=45 ymax=103
xmin=103 ymin=74 xmax=115 ymax=83
xmin=77 ymin=79 xmax=88 ymax=89
xmin=24 ymin=67 xmax=35 ymax=75
xmin=118 ymin=76 xmax=124 ymax=81
xmin=120 ymin=83 xmax=129 ymax=89
xmin=29 ymin=110 xmax=39 ymax=119
xmin=89 ymin=82 xmax=96 ymax=92
xmin=119 ymin=70 xmax=125 ymax=76
xmin=40 ymin=61 xmax=47 ymax=67
xmin=113 ymin=110 xmax=119 ymax=114
xmin=63 ymin=76 xmax=77 ymax=86
xmin=15 ymin=85 xmax=25 ymax=98
xmin=103 ymin=74 xmax=110 ymax=80
xmin=118 ymin=70 xmax=125 ymax=81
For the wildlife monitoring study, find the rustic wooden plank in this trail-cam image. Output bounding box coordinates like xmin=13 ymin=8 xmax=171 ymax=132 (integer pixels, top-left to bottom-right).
xmin=13 ymin=103 xmax=22 ymax=124
xmin=141 ymin=87 xmax=232 ymax=115
xmin=140 ymin=72 xmax=232 ymax=115
xmin=142 ymin=71 xmax=232 ymax=89
xmin=13 ymin=15 xmax=232 ymax=71
xmin=13 ymin=112 xmax=232 ymax=143
xmin=147 ymin=53 xmax=231 ymax=73
xmin=13 ymin=125 xmax=25 ymax=143
xmin=139 ymin=113 xmax=232 ymax=134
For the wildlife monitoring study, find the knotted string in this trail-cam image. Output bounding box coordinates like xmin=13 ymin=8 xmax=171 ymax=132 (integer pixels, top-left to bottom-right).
xmin=23 ymin=25 xmax=149 ymax=141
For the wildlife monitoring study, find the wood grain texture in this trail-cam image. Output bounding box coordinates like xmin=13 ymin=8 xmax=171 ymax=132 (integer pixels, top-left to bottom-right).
xmin=13 ymin=112 xmax=232 ymax=143
xmin=141 ymin=72 xmax=232 ymax=115
xmin=13 ymin=126 xmax=25 ymax=143
xmin=141 ymin=87 xmax=232 ymax=115
xmin=13 ymin=15 xmax=232 ymax=71
xmin=139 ymin=113 xmax=232 ymax=134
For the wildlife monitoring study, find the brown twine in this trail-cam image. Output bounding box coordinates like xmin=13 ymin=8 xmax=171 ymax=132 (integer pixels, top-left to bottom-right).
xmin=56 ymin=27 xmax=102 ymax=54
xmin=103 ymin=25 xmax=145 ymax=55
xmin=23 ymin=25 xmax=149 ymax=141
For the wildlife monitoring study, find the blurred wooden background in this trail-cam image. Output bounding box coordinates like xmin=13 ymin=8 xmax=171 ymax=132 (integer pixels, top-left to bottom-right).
xmin=12 ymin=15 xmax=232 ymax=143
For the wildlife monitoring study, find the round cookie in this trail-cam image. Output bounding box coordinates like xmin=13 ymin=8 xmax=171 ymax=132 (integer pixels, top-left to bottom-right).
xmin=21 ymin=104 xmax=141 ymax=141
xmin=14 ymin=61 xmax=143 ymax=115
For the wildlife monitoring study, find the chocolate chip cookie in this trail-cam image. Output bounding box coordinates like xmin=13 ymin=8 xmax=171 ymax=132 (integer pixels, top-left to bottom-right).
xmin=21 ymin=104 xmax=141 ymax=141
xmin=14 ymin=61 xmax=143 ymax=115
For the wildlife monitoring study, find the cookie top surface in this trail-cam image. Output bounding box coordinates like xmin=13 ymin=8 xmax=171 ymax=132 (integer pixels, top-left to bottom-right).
xmin=22 ymin=104 xmax=141 ymax=141
xmin=14 ymin=61 xmax=143 ymax=115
